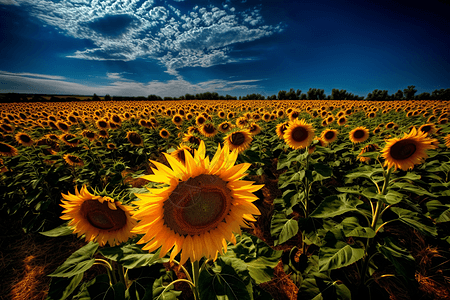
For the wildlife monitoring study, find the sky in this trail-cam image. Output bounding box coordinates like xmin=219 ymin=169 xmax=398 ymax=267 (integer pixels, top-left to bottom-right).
xmin=0 ymin=0 xmax=449 ymax=98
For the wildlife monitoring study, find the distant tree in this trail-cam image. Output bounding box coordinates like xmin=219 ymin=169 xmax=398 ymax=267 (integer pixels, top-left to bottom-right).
xmin=366 ymin=89 xmax=389 ymax=101
xmin=148 ymin=94 xmax=162 ymax=100
xmin=403 ymin=85 xmax=417 ymax=100
xmin=164 ymin=96 xmax=173 ymax=100
xmin=416 ymin=92 xmax=431 ymax=100
xmin=393 ymin=90 xmax=403 ymax=100
xmin=267 ymin=95 xmax=277 ymax=100
xmin=93 ymin=93 xmax=100 ymax=101
xmin=307 ymin=88 xmax=325 ymax=100
xmin=104 ymin=94 xmax=111 ymax=101
xmin=278 ymin=90 xmax=287 ymax=100
xmin=431 ymin=88 xmax=450 ymax=100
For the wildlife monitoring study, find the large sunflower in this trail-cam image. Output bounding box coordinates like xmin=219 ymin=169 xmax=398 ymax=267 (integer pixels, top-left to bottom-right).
xmin=349 ymin=126 xmax=370 ymax=144
xmin=132 ymin=141 xmax=262 ymax=264
xmin=223 ymin=130 xmax=253 ymax=153
xmin=381 ymin=127 xmax=438 ymax=171
xmin=60 ymin=186 xmax=137 ymax=246
xmin=283 ymin=119 xmax=315 ymax=149
xmin=320 ymin=129 xmax=338 ymax=144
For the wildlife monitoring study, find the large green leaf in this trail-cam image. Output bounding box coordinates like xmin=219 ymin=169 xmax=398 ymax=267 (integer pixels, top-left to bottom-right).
xmin=390 ymin=207 xmax=437 ymax=237
xmin=49 ymin=242 xmax=98 ymax=277
xmin=270 ymin=212 xmax=299 ymax=246
xmin=391 ymin=182 xmax=437 ymax=197
xmin=198 ymin=262 xmax=251 ymax=300
xmin=298 ymin=274 xmax=352 ymax=300
xmin=340 ymin=217 xmax=375 ymax=238
xmin=222 ymin=233 xmax=283 ymax=285
xmin=426 ymin=200 xmax=450 ymax=222
xmin=99 ymin=244 xmax=166 ymax=269
xmin=377 ymin=236 xmax=415 ymax=283
xmin=310 ymin=194 xmax=364 ymax=219
xmin=319 ymin=241 xmax=365 ymax=272
xmin=40 ymin=223 xmax=73 ymax=237
xmin=46 ymin=273 xmax=84 ymax=300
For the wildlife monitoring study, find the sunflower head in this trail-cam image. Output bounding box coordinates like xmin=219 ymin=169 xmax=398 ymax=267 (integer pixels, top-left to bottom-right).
xmin=321 ymin=129 xmax=338 ymax=144
xmin=349 ymin=126 xmax=370 ymax=144
xmin=60 ymin=186 xmax=137 ymax=247
xmin=224 ymin=130 xmax=253 ymax=153
xmin=64 ymin=154 xmax=84 ymax=167
xmin=381 ymin=127 xmax=438 ymax=171
xmin=132 ymin=141 xmax=263 ymax=264
xmin=127 ymin=131 xmax=144 ymax=146
xmin=0 ymin=142 xmax=19 ymax=157
xmin=200 ymin=123 xmax=218 ymax=138
xmin=15 ymin=132 xmax=34 ymax=146
xmin=358 ymin=144 xmax=380 ymax=163
xmin=159 ymin=129 xmax=170 ymax=139
xmin=283 ymin=119 xmax=315 ymax=149
xmin=275 ymin=122 xmax=289 ymax=139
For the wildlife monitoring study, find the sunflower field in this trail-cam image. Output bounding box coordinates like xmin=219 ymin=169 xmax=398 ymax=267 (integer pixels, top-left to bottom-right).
xmin=1 ymin=99 xmax=450 ymax=300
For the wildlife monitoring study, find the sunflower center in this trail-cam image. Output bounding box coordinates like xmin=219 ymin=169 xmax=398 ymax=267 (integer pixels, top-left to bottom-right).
xmin=292 ymin=126 xmax=308 ymax=142
xmin=128 ymin=132 xmax=142 ymax=144
xmin=421 ymin=125 xmax=431 ymax=133
xmin=324 ymin=131 xmax=335 ymax=140
xmin=81 ymin=200 xmax=127 ymax=230
xmin=163 ymin=174 xmax=231 ymax=236
xmin=390 ymin=140 xmax=417 ymax=160
xmin=204 ymin=124 xmax=215 ymax=133
xmin=230 ymin=132 xmax=246 ymax=146
xmin=221 ymin=123 xmax=230 ymax=130
xmin=0 ymin=143 xmax=13 ymax=152
xmin=353 ymin=130 xmax=365 ymax=139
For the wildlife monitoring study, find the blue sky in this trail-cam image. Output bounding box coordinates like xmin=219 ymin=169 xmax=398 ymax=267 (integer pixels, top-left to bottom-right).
xmin=0 ymin=0 xmax=449 ymax=98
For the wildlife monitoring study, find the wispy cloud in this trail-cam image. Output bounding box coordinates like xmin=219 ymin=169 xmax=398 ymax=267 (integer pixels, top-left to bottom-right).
xmin=0 ymin=70 xmax=262 ymax=97
xmin=0 ymin=0 xmax=20 ymax=5
xmin=9 ymin=0 xmax=284 ymax=75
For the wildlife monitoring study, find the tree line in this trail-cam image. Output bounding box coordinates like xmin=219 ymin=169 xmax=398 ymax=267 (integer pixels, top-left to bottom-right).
xmin=1 ymin=86 xmax=450 ymax=103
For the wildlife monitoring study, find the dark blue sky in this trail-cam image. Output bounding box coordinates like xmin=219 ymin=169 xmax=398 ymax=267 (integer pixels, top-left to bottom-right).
xmin=0 ymin=0 xmax=449 ymax=97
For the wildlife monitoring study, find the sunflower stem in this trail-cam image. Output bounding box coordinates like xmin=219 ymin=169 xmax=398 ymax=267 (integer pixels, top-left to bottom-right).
xmin=118 ymin=263 xmax=127 ymax=288
xmin=191 ymin=260 xmax=200 ymax=300
xmin=302 ymin=150 xmax=310 ymax=255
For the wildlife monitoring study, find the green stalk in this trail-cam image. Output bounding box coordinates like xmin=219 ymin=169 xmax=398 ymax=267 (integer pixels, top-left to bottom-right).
xmin=191 ymin=260 xmax=200 ymax=300
xmin=302 ymin=150 xmax=310 ymax=255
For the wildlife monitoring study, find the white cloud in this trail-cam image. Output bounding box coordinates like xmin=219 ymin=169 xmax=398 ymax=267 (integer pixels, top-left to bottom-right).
xmin=0 ymin=70 xmax=262 ymax=97
xmin=0 ymin=0 xmax=19 ymax=5
xmin=9 ymin=0 xmax=285 ymax=75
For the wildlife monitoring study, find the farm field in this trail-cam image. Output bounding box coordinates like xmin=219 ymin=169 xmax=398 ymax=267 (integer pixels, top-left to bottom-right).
xmin=1 ymin=99 xmax=450 ymax=300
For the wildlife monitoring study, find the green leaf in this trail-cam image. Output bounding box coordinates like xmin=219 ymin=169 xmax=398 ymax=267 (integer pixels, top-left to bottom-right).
xmin=99 ymin=244 xmax=166 ymax=269
xmin=426 ymin=200 xmax=450 ymax=222
xmin=270 ymin=212 xmax=298 ymax=246
xmin=310 ymin=194 xmax=364 ymax=219
xmin=377 ymin=236 xmax=415 ymax=283
xmin=312 ymin=163 xmax=332 ymax=177
xmin=40 ymin=223 xmax=73 ymax=237
xmin=49 ymin=242 xmax=98 ymax=277
xmin=340 ymin=217 xmax=375 ymax=238
xmin=198 ymin=262 xmax=251 ymax=300
xmin=319 ymin=241 xmax=365 ymax=272
xmin=391 ymin=182 xmax=437 ymax=197
xmin=390 ymin=207 xmax=437 ymax=237
xmin=152 ymin=271 xmax=182 ymax=300
xmin=47 ymin=273 xmax=84 ymax=300
xmin=299 ymin=274 xmax=352 ymax=300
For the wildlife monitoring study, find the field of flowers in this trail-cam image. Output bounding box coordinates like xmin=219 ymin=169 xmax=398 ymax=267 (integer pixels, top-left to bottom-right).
xmin=1 ymin=99 xmax=450 ymax=300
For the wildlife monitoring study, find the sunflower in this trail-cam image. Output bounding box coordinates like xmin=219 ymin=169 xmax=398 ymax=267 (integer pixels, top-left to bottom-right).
xmin=159 ymin=129 xmax=170 ymax=139
xmin=82 ymin=129 xmax=97 ymax=141
xmin=127 ymin=131 xmax=144 ymax=146
xmin=321 ymin=129 xmax=338 ymax=144
xmin=385 ymin=122 xmax=395 ymax=130
xmin=0 ymin=142 xmax=19 ymax=157
xmin=107 ymin=143 xmax=117 ymax=150
xmin=15 ymin=132 xmax=34 ymax=146
xmin=275 ymin=122 xmax=288 ymax=139
xmin=248 ymin=123 xmax=261 ymax=135
xmin=182 ymin=134 xmax=201 ymax=146
xmin=224 ymin=130 xmax=253 ymax=153
xmin=358 ymin=144 xmax=380 ymax=163
xmin=1 ymin=123 xmax=14 ymax=133
xmin=132 ymin=141 xmax=262 ymax=264
xmin=381 ymin=127 xmax=438 ymax=171
xmin=200 ymin=123 xmax=218 ymax=138
xmin=170 ymin=144 xmax=194 ymax=165
xmin=60 ymin=186 xmax=137 ymax=247
xmin=444 ymin=134 xmax=450 ymax=148
xmin=218 ymin=111 xmax=226 ymax=118
xmin=236 ymin=117 xmax=248 ymax=128
xmin=188 ymin=126 xmax=201 ymax=135
xmin=172 ymin=114 xmax=183 ymax=126
xmin=99 ymin=129 xmax=109 ymax=139
xmin=418 ymin=123 xmax=436 ymax=135
xmin=96 ymin=119 xmax=110 ymax=130
xmin=283 ymin=119 xmax=315 ymax=149
xmin=218 ymin=121 xmax=233 ymax=133
xmin=60 ymin=133 xmax=81 ymax=147
xmin=64 ymin=154 xmax=84 ymax=167
xmin=349 ymin=126 xmax=370 ymax=144
xmin=195 ymin=115 xmax=206 ymax=126
xmin=57 ymin=121 xmax=70 ymax=132
xmin=337 ymin=116 xmax=347 ymax=126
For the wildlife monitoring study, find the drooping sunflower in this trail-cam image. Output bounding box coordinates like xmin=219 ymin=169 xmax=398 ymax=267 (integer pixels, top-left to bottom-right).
xmin=56 ymin=121 xmax=70 ymax=132
xmin=381 ymin=127 xmax=438 ymax=171
xmin=218 ymin=121 xmax=233 ymax=133
xmin=182 ymin=134 xmax=201 ymax=146
xmin=349 ymin=126 xmax=370 ymax=144
xmin=159 ymin=129 xmax=170 ymax=139
xmin=60 ymin=133 xmax=81 ymax=147
xmin=358 ymin=144 xmax=380 ymax=163
xmin=15 ymin=132 xmax=34 ymax=146
xmin=82 ymin=129 xmax=97 ymax=141
xmin=127 ymin=131 xmax=144 ymax=146
xmin=321 ymin=129 xmax=338 ymax=144
xmin=63 ymin=154 xmax=84 ymax=167
xmin=248 ymin=123 xmax=261 ymax=135
xmin=0 ymin=142 xmax=19 ymax=157
xmin=337 ymin=116 xmax=347 ymax=126
xmin=60 ymin=186 xmax=137 ymax=247
xmin=200 ymin=123 xmax=218 ymax=138
xmin=170 ymin=144 xmax=194 ymax=165
xmin=283 ymin=119 xmax=315 ymax=149
xmin=418 ymin=123 xmax=436 ymax=135
xmin=224 ymin=130 xmax=253 ymax=153
xmin=132 ymin=141 xmax=263 ymax=264
xmin=275 ymin=122 xmax=288 ymax=139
